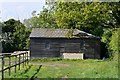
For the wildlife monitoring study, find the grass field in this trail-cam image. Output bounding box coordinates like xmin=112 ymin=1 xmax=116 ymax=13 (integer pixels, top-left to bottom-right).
xmin=4 ymin=54 xmax=118 ymax=78
xmin=0 ymin=59 xmax=2 ymax=80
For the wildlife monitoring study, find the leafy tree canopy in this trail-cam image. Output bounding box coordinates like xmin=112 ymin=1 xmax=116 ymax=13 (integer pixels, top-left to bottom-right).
xmin=54 ymin=2 xmax=120 ymax=36
xmin=24 ymin=7 xmax=58 ymax=29
xmin=2 ymin=19 xmax=30 ymax=52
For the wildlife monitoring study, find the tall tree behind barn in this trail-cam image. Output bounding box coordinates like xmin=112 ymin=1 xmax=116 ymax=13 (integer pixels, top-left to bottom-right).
xmin=0 ymin=25 xmax=2 ymax=53
xmin=30 ymin=28 xmax=100 ymax=59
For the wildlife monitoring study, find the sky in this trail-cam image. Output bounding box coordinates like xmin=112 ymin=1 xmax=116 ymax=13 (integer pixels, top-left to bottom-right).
xmin=0 ymin=0 xmax=46 ymax=22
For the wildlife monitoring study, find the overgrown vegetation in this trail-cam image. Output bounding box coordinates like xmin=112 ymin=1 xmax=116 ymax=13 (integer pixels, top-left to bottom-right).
xmin=4 ymin=57 xmax=118 ymax=78
xmin=102 ymin=28 xmax=120 ymax=59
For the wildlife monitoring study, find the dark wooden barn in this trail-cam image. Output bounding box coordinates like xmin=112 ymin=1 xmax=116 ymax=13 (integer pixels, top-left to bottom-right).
xmin=30 ymin=28 xmax=100 ymax=59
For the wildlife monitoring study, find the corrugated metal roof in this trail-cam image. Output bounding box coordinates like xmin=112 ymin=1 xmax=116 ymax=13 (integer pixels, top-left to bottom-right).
xmin=30 ymin=28 xmax=99 ymax=38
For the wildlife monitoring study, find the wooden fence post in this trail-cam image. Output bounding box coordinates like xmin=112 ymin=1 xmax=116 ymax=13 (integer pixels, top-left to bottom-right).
xmin=2 ymin=56 xmax=4 ymax=80
xmin=18 ymin=54 xmax=20 ymax=70
xmin=8 ymin=56 xmax=11 ymax=76
xmin=14 ymin=55 xmax=17 ymax=73
xmin=22 ymin=53 xmax=24 ymax=68
xmin=27 ymin=52 xmax=28 ymax=64
xmin=25 ymin=52 xmax=26 ymax=66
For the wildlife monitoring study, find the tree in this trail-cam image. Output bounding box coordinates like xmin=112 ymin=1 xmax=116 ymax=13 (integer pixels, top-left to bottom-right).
xmin=0 ymin=22 xmax=3 ymax=53
xmin=109 ymin=3 xmax=120 ymax=27
xmin=54 ymin=2 xmax=120 ymax=36
xmin=2 ymin=19 xmax=30 ymax=52
xmin=101 ymin=29 xmax=113 ymax=58
xmin=101 ymin=27 xmax=120 ymax=58
xmin=109 ymin=28 xmax=120 ymax=54
xmin=24 ymin=7 xmax=58 ymax=29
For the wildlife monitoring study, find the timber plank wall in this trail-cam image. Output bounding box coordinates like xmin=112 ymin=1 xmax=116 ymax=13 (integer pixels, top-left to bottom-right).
xmin=30 ymin=38 xmax=100 ymax=59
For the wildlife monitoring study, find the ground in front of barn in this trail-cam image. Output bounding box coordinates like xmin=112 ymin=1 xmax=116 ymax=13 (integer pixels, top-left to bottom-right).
xmin=4 ymin=54 xmax=118 ymax=79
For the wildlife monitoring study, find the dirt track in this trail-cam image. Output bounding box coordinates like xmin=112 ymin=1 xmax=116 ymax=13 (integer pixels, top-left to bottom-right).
xmin=29 ymin=62 xmax=70 ymax=67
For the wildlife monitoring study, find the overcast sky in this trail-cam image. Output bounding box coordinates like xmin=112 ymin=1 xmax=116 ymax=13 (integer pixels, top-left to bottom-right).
xmin=0 ymin=0 xmax=46 ymax=22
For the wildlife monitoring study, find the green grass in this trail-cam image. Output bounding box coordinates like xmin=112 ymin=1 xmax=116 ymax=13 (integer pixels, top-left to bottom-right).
xmin=0 ymin=59 xmax=2 ymax=80
xmin=4 ymin=56 xmax=118 ymax=78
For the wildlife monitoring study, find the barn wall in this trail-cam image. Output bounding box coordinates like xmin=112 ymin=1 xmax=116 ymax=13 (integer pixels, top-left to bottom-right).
xmin=30 ymin=38 xmax=100 ymax=59
xmin=30 ymin=38 xmax=61 ymax=58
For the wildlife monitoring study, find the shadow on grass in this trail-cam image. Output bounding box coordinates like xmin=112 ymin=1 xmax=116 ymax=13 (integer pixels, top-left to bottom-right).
xmin=30 ymin=65 xmax=42 ymax=79
xmin=24 ymin=65 xmax=32 ymax=74
xmin=20 ymin=65 xmax=33 ymax=75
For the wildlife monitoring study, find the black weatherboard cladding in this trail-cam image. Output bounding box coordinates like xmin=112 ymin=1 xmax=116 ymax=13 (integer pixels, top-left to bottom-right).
xmin=30 ymin=28 xmax=100 ymax=59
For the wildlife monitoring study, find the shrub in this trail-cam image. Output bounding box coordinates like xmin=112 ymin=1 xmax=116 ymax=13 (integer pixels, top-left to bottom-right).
xmin=101 ymin=28 xmax=120 ymax=59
